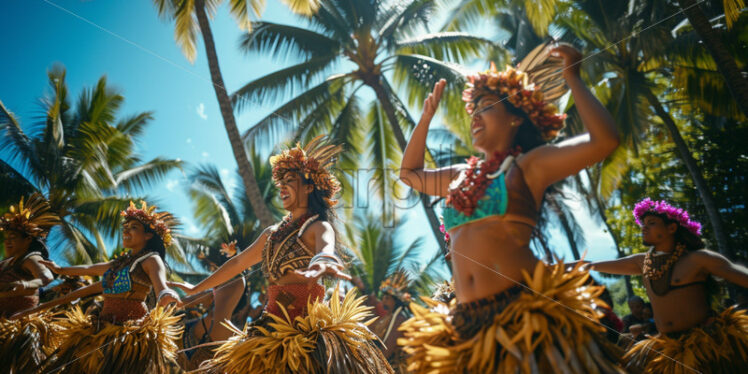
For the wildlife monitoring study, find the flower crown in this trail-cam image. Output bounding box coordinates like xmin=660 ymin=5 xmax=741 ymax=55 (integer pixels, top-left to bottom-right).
xmin=0 ymin=193 xmax=59 ymax=238
xmin=380 ymin=270 xmax=412 ymax=303
xmin=463 ymin=62 xmax=567 ymax=141
xmin=633 ymin=198 xmax=702 ymax=236
xmin=270 ymin=135 xmax=343 ymax=208
xmin=121 ymin=201 xmax=175 ymax=246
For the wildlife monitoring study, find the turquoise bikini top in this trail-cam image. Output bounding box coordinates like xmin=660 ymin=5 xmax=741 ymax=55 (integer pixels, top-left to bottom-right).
xmin=102 ymin=252 xmax=154 ymax=296
xmin=443 ymin=159 xmax=538 ymax=231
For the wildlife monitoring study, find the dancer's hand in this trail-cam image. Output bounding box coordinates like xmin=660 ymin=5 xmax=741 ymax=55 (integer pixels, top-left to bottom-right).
xmin=166 ymin=281 xmax=196 ymax=296
xmin=157 ymin=292 xmax=181 ymax=308
xmin=39 ymin=259 xmax=67 ymax=275
xmin=291 ymin=263 xmax=352 ymax=283
xmin=549 ymin=43 xmax=583 ymax=80
xmin=420 ymin=79 xmax=446 ymax=125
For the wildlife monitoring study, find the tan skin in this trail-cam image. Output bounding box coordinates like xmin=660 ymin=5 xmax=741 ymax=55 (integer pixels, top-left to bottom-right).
xmin=0 ymin=231 xmax=54 ymax=297
xmin=40 ymin=219 xmax=180 ymax=307
xmin=169 ymin=172 xmax=350 ymax=310
xmin=585 ymin=215 xmax=748 ymax=333
xmin=400 ymin=44 xmax=620 ymax=303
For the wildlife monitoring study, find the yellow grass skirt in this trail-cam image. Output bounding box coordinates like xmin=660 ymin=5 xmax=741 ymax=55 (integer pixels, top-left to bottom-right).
xmin=0 ymin=312 xmax=63 ymax=373
xmin=398 ymin=261 xmax=625 ymax=373
xmin=197 ymin=287 xmax=393 ymax=374
xmin=624 ymin=306 xmax=748 ymax=373
xmin=42 ymin=306 xmax=183 ymax=373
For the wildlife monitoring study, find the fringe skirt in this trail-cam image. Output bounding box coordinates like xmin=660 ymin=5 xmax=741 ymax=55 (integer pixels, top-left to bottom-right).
xmin=0 ymin=312 xmax=62 ymax=374
xmin=398 ymin=261 xmax=625 ymax=373
xmin=624 ymin=306 xmax=748 ymax=373
xmin=42 ymin=305 xmax=183 ymax=373
xmin=197 ymin=286 xmax=393 ymax=374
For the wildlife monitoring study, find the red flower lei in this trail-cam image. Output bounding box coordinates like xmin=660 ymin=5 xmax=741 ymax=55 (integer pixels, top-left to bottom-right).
xmin=445 ymin=147 xmax=521 ymax=216
xmin=269 ymin=212 xmax=315 ymax=243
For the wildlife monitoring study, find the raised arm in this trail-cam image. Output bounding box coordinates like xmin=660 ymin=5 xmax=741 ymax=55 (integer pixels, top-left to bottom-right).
xmin=587 ymin=253 xmax=646 ymax=276
xmin=183 ymin=230 xmax=268 ymax=295
xmin=522 ymin=44 xmax=619 ymax=190
xmin=400 ymin=79 xmax=463 ymax=197
xmin=696 ymin=250 xmax=748 ymax=288
xmin=40 ymin=259 xmax=111 ymax=277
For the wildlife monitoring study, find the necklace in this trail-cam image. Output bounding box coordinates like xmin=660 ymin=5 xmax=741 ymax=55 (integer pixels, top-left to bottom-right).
xmin=269 ymin=212 xmax=315 ymax=243
xmin=445 ymin=147 xmax=521 ymax=216
xmin=642 ymin=243 xmax=686 ymax=280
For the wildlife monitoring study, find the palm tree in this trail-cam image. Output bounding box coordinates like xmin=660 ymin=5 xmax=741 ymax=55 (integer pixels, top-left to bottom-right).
xmin=0 ymin=66 xmax=185 ymax=265
xmin=151 ymin=0 xmax=319 ymax=227
xmin=560 ymin=0 xmax=734 ymax=258
xmin=677 ymin=0 xmax=748 ymax=117
xmin=233 ymin=0 xmax=498 ymax=249
xmin=343 ymin=212 xmax=445 ymax=299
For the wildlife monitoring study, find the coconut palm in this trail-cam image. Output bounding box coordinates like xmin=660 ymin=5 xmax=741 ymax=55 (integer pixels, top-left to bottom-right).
xmin=151 ymin=0 xmax=319 ymax=227
xmin=677 ymin=0 xmax=748 ymax=117
xmin=233 ymin=0 xmax=499 ymax=249
xmin=343 ymin=212 xmax=445 ymax=299
xmin=560 ymin=0 xmax=735 ymax=258
xmin=0 ymin=66 xmax=184 ymax=265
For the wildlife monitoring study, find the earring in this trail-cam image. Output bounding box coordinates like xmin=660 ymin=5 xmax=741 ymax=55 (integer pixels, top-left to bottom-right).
xmin=510 ymin=119 xmax=522 ymax=127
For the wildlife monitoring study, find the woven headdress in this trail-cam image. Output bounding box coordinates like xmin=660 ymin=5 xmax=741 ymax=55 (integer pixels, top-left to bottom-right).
xmin=269 ymin=135 xmax=343 ymax=208
xmin=0 ymin=193 xmax=59 ymax=238
xmin=463 ymin=42 xmax=569 ymax=141
xmin=121 ymin=201 xmax=176 ymax=246
xmin=380 ymin=270 xmax=412 ymax=304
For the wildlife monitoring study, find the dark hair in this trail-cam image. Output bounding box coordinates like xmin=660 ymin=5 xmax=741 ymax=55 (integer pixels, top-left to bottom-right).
xmin=11 ymin=230 xmax=50 ymax=260
xmin=502 ymin=101 xmax=547 ymax=151
xmin=298 ymin=174 xmax=347 ymax=258
xmin=641 ymin=212 xmax=706 ymax=251
xmin=126 ymin=218 xmax=166 ymax=259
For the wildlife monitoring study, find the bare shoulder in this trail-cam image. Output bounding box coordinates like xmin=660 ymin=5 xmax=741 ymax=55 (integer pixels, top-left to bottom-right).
xmin=307 ymin=220 xmax=334 ymax=236
xmin=141 ymin=253 xmax=165 ymax=270
xmin=686 ymin=249 xmax=722 ymax=263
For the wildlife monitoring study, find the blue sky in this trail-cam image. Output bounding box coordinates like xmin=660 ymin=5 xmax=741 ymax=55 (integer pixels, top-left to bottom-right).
xmin=1 ymin=0 xmax=622 ymax=281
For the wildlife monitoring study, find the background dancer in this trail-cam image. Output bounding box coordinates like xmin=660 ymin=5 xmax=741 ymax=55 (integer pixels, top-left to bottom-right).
xmin=583 ymin=198 xmax=748 ymax=372
xmin=173 ymin=136 xmax=393 ymax=373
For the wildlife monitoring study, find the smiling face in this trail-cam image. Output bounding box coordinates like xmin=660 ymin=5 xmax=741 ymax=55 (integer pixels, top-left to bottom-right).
xmin=3 ymin=230 xmax=33 ymax=258
xmin=641 ymin=214 xmax=677 ymax=247
xmin=276 ymin=172 xmax=313 ymax=211
xmin=122 ymin=219 xmax=153 ymax=251
xmin=469 ymin=95 xmax=522 ymax=154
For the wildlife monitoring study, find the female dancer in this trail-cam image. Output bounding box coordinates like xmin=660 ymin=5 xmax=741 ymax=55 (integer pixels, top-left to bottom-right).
xmin=0 ymin=193 xmax=60 ymax=370
xmin=34 ymin=201 xmax=182 ymax=373
xmin=398 ymin=43 xmax=624 ymax=373
xmin=173 ymin=136 xmax=392 ymax=373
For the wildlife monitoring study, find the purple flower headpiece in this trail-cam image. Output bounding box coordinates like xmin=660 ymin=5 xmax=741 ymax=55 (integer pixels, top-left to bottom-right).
xmin=633 ymin=198 xmax=702 ymax=236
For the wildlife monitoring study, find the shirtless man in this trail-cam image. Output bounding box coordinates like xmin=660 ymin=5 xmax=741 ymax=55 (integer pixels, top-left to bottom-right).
xmin=584 ymin=198 xmax=748 ymax=372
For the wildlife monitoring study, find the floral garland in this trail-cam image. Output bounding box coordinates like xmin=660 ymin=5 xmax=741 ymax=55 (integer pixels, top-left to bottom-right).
xmin=121 ymin=201 xmax=174 ymax=247
xmin=642 ymin=243 xmax=686 ymax=280
xmin=269 ymin=212 xmax=315 ymax=244
xmin=463 ymin=63 xmax=566 ymax=141
xmin=633 ymin=198 xmax=702 ymax=236
xmin=445 ymin=147 xmax=522 ymax=217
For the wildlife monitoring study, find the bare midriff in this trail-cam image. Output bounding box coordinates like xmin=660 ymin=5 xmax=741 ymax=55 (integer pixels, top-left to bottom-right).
xmin=449 ymin=215 xmax=538 ymax=303
xmin=647 ymin=283 xmax=710 ymax=333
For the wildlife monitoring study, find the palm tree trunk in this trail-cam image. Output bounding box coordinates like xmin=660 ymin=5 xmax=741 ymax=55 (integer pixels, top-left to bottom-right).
xmin=679 ymin=0 xmax=748 ymax=117
xmin=194 ymin=0 xmax=274 ymax=228
xmin=644 ymin=88 xmax=732 ymax=258
xmin=367 ymin=80 xmax=446 ymax=255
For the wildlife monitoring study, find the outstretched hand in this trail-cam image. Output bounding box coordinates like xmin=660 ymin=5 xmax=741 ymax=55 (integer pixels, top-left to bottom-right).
xmin=421 ymin=79 xmax=446 ymax=123
xmin=287 ymin=262 xmax=352 ymax=284
xmin=166 ymin=281 xmax=196 ymax=296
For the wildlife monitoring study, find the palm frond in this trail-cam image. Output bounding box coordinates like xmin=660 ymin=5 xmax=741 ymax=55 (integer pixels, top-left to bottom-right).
xmin=395 ymin=32 xmax=496 ymax=62
xmin=238 ymin=21 xmax=339 ymax=60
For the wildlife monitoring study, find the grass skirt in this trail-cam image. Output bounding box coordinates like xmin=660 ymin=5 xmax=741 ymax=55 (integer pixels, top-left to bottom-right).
xmin=42 ymin=305 xmax=183 ymax=373
xmin=398 ymin=261 xmax=625 ymax=373
xmin=624 ymin=306 xmax=748 ymax=373
xmin=197 ymin=287 xmax=393 ymax=374
xmin=0 ymin=312 xmax=62 ymax=373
